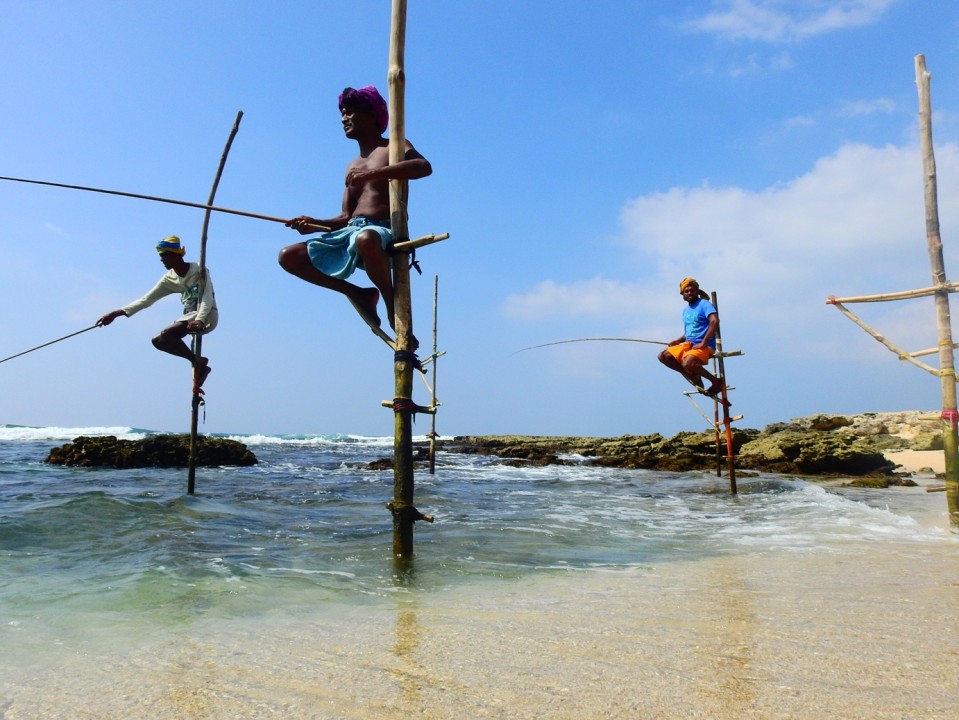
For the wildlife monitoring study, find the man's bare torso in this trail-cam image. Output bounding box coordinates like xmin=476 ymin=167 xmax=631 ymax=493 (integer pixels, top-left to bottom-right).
xmin=347 ymin=143 xmax=392 ymax=220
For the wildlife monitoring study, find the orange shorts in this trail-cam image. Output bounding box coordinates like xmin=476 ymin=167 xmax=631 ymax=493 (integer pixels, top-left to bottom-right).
xmin=666 ymin=342 xmax=714 ymax=365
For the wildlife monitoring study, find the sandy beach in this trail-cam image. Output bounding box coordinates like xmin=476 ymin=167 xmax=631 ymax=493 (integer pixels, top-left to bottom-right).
xmin=6 ymin=477 xmax=957 ymax=720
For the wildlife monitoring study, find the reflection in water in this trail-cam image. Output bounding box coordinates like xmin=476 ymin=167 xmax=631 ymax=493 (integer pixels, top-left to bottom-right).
xmin=392 ymin=601 xmax=425 ymax=710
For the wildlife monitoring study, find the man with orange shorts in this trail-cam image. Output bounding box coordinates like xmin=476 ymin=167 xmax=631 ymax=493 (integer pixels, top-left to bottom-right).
xmin=658 ymin=277 xmax=725 ymax=398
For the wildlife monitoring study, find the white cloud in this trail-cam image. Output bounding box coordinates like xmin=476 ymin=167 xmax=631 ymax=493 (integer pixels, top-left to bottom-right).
xmin=503 ymin=278 xmax=645 ymax=321
xmin=838 ymin=98 xmax=896 ymax=116
xmin=505 ymin=140 xmax=959 ymax=363
xmin=686 ymin=0 xmax=898 ymax=43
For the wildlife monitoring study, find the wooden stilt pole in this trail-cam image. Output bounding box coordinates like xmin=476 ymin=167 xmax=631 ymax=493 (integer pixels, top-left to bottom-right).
xmin=915 ymin=54 xmax=959 ymax=524
xmin=428 ymin=275 xmax=439 ymax=474
xmin=387 ymin=0 xmax=418 ymax=560
xmin=187 ymin=110 xmax=243 ymax=494
xmin=711 ymin=292 xmax=737 ymax=494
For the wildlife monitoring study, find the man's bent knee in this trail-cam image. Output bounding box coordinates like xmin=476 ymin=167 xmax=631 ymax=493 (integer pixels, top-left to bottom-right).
xmin=278 ymin=244 xmax=300 ymax=272
xmin=354 ymin=229 xmax=383 ymax=255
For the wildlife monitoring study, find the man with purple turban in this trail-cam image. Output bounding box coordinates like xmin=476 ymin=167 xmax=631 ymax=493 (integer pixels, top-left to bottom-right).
xmin=279 ymin=85 xmax=432 ymax=338
xmin=658 ymin=277 xmax=727 ymax=403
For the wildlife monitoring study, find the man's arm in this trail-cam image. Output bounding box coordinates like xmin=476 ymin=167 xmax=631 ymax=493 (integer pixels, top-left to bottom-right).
xmin=98 ymin=275 xmax=176 ymax=326
xmin=346 ymin=142 xmax=432 ymax=188
xmin=286 ymin=186 xmax=352 ymax=235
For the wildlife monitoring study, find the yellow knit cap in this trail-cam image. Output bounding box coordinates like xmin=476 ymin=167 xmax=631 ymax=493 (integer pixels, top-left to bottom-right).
xmin=156 ymin=236 xmax=186 ymax=255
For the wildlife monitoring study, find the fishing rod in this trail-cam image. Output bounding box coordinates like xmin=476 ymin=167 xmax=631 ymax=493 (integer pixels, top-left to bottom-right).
xmin=0 ymin=175 xmax=329 ymax=230
xmin=0 ymin=324 xmax=99 ymax=365
xmin=513 ymin=337 xmax=669 ymax=355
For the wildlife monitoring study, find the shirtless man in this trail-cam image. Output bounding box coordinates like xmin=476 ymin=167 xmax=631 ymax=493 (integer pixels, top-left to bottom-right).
xmin=279 ymin=85 xmax=432 ymax=334
xmin=97 ymin=235 xmax=217 ymax=388
xmin=658 ymin=277 xmax=726 ymax=400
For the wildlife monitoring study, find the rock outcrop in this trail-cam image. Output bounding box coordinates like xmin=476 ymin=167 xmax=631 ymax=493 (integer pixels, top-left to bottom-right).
xmin=441 ymin=411 xmax=942 ymax=479
xmin=45 ymin=434 xmax=258 ymax=468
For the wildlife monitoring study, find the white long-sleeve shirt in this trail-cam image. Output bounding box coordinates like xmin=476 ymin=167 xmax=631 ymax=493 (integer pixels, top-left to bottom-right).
xmin=121 ymin=263 xmax=218 ymax=331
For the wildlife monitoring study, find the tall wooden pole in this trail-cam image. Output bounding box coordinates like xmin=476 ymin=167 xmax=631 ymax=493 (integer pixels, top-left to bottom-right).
xmin=711 ymin=292 xmax=737 ymax=494
xmin=915 ymin=54 xmax=959 ymax=523
xmin=187 ymin=111 xmax=243 ymax=494
xmin=387 ymin=0 xmax=417 ymax=558
xmin=428 ymin=274 xmax=439 ymax=475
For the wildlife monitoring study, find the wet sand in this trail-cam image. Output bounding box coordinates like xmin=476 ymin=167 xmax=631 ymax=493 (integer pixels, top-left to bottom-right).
xmin=5 ymin=487 xmax=958 ymax=719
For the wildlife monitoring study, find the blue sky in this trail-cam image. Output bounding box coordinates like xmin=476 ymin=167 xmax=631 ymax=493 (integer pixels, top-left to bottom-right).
xmin=2 ymin=0 xmax=959 ymax=437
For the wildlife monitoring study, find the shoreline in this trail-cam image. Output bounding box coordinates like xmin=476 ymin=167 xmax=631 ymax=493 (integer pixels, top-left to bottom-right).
xmin=5 ymin=500 xmax=956 ymax=719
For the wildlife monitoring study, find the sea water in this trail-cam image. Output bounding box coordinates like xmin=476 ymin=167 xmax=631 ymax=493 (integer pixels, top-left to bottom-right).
xmin=1 ymin=424 xmax=956 ymax=716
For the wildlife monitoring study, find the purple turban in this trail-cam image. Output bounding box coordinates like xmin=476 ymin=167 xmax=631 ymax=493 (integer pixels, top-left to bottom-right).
xmin=338 ymin=86 xmax=389 ymax=134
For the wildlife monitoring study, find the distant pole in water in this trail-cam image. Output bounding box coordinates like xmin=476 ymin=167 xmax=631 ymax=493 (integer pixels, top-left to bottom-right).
xmin=915 ymin=55 xmax=959 ymax=524
xmin=187 ymin=110 xmax=243 ymax=495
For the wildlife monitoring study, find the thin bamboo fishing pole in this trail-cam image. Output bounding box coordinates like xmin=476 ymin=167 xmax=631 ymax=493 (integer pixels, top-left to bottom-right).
xmin=513 ymin=337 xmax=668 ymax=355
xmin=0 ymin=325 xmax=99 ymax=365
xmin=0 ymin=174 xmax=329 ymax=231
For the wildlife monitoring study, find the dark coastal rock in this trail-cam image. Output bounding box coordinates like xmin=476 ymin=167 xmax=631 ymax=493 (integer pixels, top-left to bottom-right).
xmin=442 ymin=412 xmax=941 ymax=478
xmin=45 ymin=434 xmax=257 ymax=468
xmin=736 ymin=429 xmax=898 ymax=475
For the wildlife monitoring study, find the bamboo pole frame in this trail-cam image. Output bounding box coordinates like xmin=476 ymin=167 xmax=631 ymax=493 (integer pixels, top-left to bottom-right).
xmin=916 ymin=54 xmax=959 ymax=522
xmin=827 ymin=56 xmax=958 ymax=523
xmin=187 ymin=111 xmax=243 ymax=494
xmin=825 ymin=299 xmax=944 ymax=377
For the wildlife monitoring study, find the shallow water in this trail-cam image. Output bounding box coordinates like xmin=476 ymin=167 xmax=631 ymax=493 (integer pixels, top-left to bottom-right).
xmin=2 ymin=425 xmax=957 ymax=718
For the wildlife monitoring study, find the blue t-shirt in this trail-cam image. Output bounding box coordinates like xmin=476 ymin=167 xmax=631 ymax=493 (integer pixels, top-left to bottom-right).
xmin=683 ymin=298 xmax=717 ymax=349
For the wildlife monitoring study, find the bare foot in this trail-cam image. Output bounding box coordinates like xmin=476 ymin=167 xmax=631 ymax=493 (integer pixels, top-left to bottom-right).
xmin=194 ymin=357 xmax=212 ymax=388
xmin=353 ymin=287 xmax=382 ymax=328
xmin=705 ymin=381 xmax=731 ymax=406
xmin=398 ymin=332 xmax=420 ymax=352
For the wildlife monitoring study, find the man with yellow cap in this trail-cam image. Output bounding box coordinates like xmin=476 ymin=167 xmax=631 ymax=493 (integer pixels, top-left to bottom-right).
xmin=658 ymin=278 xmax=725 ymax=400
xmin=96 ymin=236 xmax=217 ymax=388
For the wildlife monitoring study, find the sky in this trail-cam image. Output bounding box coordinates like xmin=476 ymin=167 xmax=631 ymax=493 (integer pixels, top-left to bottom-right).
xmin=2 ymin=0 xmax=959 ymax=438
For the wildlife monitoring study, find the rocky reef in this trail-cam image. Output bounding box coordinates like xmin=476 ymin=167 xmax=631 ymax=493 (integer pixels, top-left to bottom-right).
xmin=439 ymin=411 xmax=943 ymax=482
xmin=45 ymin=434 xmax=258 ymax=468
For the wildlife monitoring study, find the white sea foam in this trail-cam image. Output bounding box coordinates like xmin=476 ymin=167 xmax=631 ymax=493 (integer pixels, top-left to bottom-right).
xmin=0 ymin=424 xmax=148 ymax=441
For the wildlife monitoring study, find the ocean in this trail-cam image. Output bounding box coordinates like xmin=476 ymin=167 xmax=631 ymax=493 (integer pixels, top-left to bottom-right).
xmin=1 ymin=424 xmax=957 ymax=719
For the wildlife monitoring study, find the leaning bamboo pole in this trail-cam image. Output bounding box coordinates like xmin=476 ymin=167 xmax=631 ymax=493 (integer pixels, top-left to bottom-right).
xmin=387 ymin=0 xmax=418 ymax=559
xmin=187 ymin=110 xmax=243 ymax=494
xmin=915 ymin=54 xmax=959 ymax=522
xmin=825 ymin=299 xmax=943 ymax=377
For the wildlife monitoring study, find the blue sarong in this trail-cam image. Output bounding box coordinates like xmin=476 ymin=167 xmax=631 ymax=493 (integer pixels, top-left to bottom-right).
xmin=306 ymin=216 xmax=392 ymax=279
